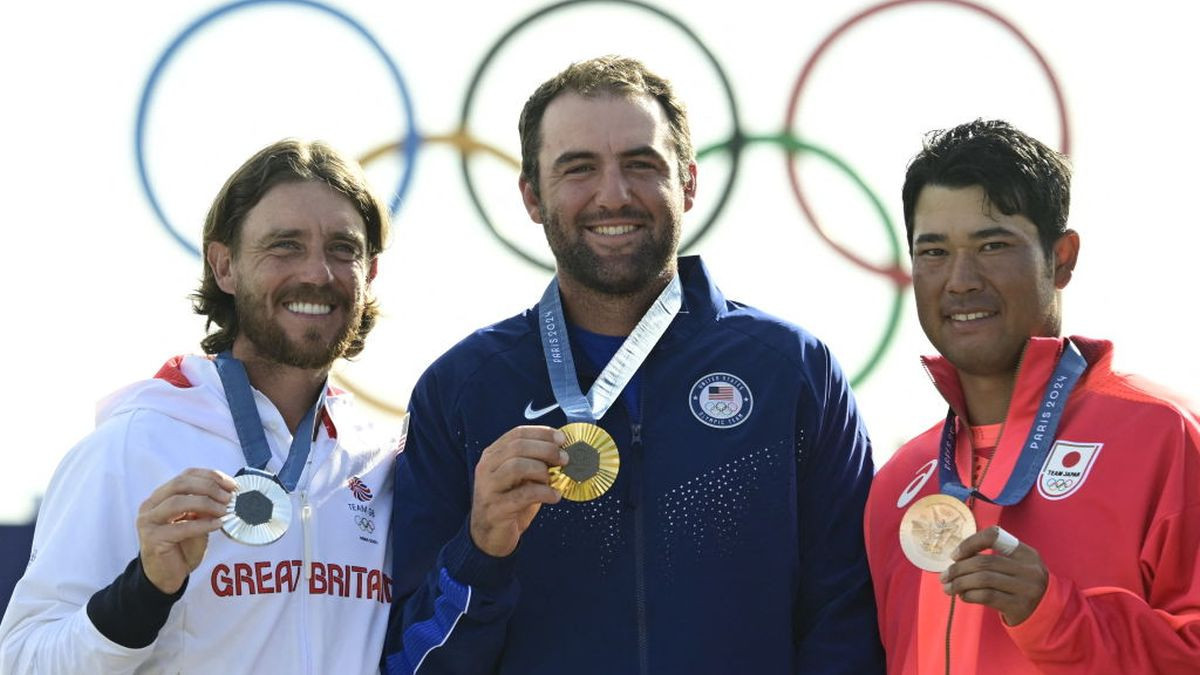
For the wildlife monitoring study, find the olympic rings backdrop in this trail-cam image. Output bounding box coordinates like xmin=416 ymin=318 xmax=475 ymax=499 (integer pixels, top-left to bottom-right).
xmin=3 ymin=0 xmax=1199 ymax=541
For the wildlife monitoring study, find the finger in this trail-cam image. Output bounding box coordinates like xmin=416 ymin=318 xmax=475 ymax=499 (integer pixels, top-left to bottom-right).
xmin=140 ymin=494 xmax=230 ymax=526
xmin=479 ymin=431 xmax=569 ymax=473
xmin=952 ymin=525 xmax=1008 ymax=561
xmin=487 ymin=457 xmax=559 ymax=490
xmin=142 ymin=516 xmax=224 ymax=546
xmin=141 ymin=469 xmax=236 ymax=511
xmin=494 ymin=482 xmax=563 ymax=512
xmin=993 ymin=527 xmax=1019 ymax=556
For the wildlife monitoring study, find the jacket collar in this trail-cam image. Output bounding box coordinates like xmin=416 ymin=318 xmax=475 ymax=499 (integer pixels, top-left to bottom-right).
xmin=920 ymin=335 xmax=1114 ymax=420
xmin=524 ymin=254 xmax=725 ymax=346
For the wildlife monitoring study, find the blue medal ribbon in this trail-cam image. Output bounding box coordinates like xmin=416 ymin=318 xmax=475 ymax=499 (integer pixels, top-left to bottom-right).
xmin=538 ymin=275 xmax=682 ymax=424
xmin=215 ymin=351 xmax=322 ymax=492
xmin=939 ymin=341 xmax=1087 ymax=505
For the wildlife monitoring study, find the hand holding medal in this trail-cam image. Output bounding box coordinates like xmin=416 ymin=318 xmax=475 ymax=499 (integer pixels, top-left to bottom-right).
xmin=135 ymin=467 xmax=239 ymax=594
xmin=470 ymin=426 xmax=571 ymax=557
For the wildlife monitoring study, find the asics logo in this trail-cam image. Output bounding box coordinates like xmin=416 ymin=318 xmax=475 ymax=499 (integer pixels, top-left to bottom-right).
xmin=524 ymin=400 xmax=560 ymax=420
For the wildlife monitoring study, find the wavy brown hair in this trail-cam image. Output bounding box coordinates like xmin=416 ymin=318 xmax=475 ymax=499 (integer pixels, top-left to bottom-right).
xmin=518 ymin=55 xmax=694 ymax=198
xmin=191 ymin=139 xmax=389 ymax=357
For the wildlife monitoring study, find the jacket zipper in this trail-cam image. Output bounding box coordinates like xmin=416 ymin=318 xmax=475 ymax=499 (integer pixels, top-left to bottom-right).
xmin=942 ymin=345 xmax=1030 ymax=674
xmin=300 ymin=489 xmax=314 ymax=674
xmin=630 ymin=420 xmax=649 ymax=675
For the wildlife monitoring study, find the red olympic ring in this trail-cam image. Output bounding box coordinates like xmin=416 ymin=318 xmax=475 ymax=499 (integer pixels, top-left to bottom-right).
xmin=784 ymin=0 xmax=1072 ymax=286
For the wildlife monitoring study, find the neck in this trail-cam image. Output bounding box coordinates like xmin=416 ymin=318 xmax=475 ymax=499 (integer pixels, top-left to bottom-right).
xmin=557 ymin=272 xmax=673 ymax=336
xmin=957 ymin=371 xmax=1016 ymax=426
xmin=231 ymin=342 xmax=328 ymax=434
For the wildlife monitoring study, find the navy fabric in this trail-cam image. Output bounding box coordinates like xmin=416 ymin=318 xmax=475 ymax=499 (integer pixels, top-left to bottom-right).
xmin=385 ymin=256 xmax=884 ymax=674
xmin=0 ymin=522 xmax=35 ymax=618
xmin=572 ymin=325 xmax=642 ymax=423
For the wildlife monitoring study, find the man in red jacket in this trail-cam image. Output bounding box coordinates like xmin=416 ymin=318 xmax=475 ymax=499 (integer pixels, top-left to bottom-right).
xmin=865 ymin=119 xmax=1200 ymax=674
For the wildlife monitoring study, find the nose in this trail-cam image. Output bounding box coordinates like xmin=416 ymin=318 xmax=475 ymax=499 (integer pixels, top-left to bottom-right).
xmin=299 ymin=250 xmax=336 ymax=285
xmin=946 ymin=252 xmax=983 ymax=295
xmin=594 ymin=164 xmax=632 ymax=210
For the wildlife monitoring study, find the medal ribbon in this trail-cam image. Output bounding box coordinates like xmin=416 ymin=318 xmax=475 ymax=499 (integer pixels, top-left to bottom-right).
xmin=939 ymin=341 xmax=1087 ymax=505
xmin=538 ymin=275 xmax=682 ymax=424
xmin=215 ymin=351 xmax=322 ymax=492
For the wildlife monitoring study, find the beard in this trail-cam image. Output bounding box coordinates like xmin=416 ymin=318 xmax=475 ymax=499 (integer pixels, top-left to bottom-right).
xmin=235 ymin=282 xmax=362 ymax=370
xmin=542 ymin=204 xmax=679 ymax=296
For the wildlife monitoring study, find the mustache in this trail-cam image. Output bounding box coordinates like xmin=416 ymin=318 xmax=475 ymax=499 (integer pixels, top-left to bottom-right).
xmin=279 ymin=283 xmax=347 ymax=306
xmin=576 ymin=206 xmax=652 ymax=226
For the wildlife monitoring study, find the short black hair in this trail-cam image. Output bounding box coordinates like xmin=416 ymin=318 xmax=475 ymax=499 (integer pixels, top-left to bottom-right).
xmin=902 ymin=119 xmax=1070 ymax=258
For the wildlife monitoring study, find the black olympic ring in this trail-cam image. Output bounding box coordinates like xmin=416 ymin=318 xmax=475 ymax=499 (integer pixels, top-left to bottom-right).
xmin=133 ymin=0 xmax=419 ymax=257
xmin=1044 ymin=478 xmax=1072 ymax=490
xmin=134 ymin=0 xmax=1070 ymax=399
xmin=704 ymin=400 xmax=740 ymax=415
xmin=457 ymin=0 xmax=744 ymax=272
xmin=355 ymin=516 xmax=376 ymax=533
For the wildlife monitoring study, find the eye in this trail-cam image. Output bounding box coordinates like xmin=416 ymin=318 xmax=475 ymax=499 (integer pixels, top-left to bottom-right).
xmin=563 ymin=163 xmax=593 ymax=175
xmin=270 ymin=239 xmax=301 ymax=252
xmin=330 ymin=241 xmax=363 ymax=260
xmin=915 ymin=247 xmax=947 ymax=258
xmin=980 ymin=241 xmax=1010 ymax=252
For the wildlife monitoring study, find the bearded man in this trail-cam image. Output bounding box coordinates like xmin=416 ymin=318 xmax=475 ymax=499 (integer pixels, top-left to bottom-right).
xmin=0 ymin=139 xmax=402 ymax=674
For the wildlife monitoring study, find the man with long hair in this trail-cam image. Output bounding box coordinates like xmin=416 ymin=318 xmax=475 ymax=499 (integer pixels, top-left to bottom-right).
xmin=0 ymin=139 xmax=401 ymax=674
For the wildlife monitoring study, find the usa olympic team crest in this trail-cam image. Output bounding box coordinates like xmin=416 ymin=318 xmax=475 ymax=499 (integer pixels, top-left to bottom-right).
xmin=689 ymin=373 xmax=752 ymax=428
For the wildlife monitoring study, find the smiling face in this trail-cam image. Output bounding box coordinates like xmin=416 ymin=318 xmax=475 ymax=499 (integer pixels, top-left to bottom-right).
xmin=911 ymin=184 xmax=1077 ymax=379
xmin=207 ymin=180 xmax=372 ymax=371
xmin=520 ymin=92 xmax=696 ymax=296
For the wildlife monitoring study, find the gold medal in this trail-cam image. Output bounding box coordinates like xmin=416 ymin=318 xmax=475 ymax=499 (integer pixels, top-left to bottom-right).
xmin=548 ymin=422 xmax=620 ymax=502
xmin=899 ymin=494 xmax=976 ymax=572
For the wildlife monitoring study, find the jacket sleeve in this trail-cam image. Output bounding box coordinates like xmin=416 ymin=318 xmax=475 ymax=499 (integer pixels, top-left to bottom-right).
xmin=1006 ymin=421 xmax=1200 ymax=674
xmin=793 ymin=342 xmax=886 ymax=674
xmin=0 ymin=413 xmax=176 ymax=674
xmin=383 ymin=369 xmax=519 ymax=675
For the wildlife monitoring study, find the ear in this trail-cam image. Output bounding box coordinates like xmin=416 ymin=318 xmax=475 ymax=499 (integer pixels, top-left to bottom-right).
xmin=519 ymin=175 xmax=543 ymax=224
xmin=682 ymin=161 xmax=698 ymax=212
xmin=367 ymin=256 xmax=378 ymax=283
xmin=207 ymin=242 xmax=237 ymax=295
xmin=1052 ymin=230 xmax=1080 ymax=289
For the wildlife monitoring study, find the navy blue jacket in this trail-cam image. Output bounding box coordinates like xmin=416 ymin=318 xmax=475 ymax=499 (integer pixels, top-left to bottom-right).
xmin=385 ymin=256 xmax=884 ymax=674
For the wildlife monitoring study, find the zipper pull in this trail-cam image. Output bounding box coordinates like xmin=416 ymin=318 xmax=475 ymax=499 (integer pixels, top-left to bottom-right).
xmin=301 ymin=490 xmax=313 ymax=580
xmin=631 ymin=423 xmax=642 ymax=445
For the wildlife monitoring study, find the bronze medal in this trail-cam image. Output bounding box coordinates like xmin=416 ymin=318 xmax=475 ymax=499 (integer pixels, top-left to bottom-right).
xmin=548 ymin=422 xmax=620 ymax=502
xmin=899 ymin=494 xmax=976 ymax=572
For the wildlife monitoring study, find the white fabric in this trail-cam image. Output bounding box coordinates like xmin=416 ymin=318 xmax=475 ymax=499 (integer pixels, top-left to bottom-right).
xmin=0 ymin=356 xmax=401 ymax=674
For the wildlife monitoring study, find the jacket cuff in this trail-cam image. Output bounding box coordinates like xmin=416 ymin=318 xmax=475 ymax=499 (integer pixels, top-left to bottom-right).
xmin=440 ymin=519 xmax=517 ymax=593
xmin=85 ymin=556 xmax=187 ymax=648
xmin=1005 ymin=571 xmax=1069 ymax=651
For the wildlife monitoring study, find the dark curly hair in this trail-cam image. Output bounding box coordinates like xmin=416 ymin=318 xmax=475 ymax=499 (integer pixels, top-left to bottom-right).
xmin=191 ymin=139 xmax=389 ymax=357
xmin=902 ymin=119 xmax=1071 ymax=259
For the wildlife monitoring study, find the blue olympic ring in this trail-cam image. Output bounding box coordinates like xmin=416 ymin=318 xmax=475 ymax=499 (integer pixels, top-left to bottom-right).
xmin=134 ymin=0 xmax=420 ymax=257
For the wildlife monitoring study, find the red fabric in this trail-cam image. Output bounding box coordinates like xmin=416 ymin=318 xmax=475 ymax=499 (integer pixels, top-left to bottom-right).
xmin=153 ymin=356 xmax=194 ymax=389
xmin=866 ymin=336 xmax=1200 ymax=674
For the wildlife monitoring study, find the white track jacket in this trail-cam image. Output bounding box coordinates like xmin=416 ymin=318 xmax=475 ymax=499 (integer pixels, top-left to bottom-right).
xmin=0 ymin=355 xmax=400 ymax=674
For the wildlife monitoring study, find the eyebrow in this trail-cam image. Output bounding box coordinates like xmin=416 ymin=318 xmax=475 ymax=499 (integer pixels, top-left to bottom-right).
xmin=551 ymin=145 xmax=668 ymax=168
xmin=913 ymin=226 xmax=1018 ymax=246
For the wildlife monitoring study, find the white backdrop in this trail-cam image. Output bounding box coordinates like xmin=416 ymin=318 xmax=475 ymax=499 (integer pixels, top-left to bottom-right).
xmin=2 ymin=0 xmax=1197 ymax=523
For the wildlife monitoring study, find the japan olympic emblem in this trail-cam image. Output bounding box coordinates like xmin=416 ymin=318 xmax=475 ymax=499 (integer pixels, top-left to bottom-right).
xmin=689 ymin=373 xmax=752 ymax=429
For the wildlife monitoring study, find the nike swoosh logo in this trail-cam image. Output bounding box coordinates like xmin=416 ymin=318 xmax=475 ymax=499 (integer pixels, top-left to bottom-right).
xmin=524 ymin=400 xmax=560 ymax=420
